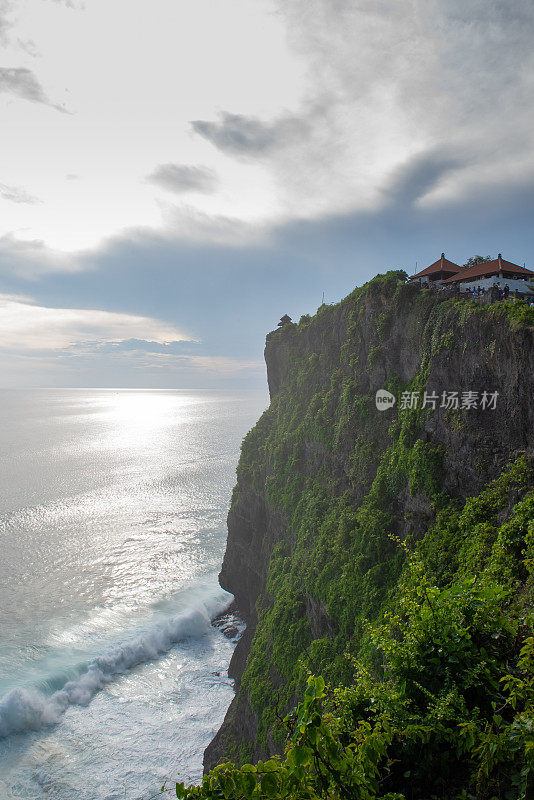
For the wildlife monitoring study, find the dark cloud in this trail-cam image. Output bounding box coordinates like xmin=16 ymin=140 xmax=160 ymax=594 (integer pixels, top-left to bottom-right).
xmin=0 ymin=67 xmax=67 ymax=112
xmin=191 ymin=112 xmax=308 ymax=158
xmin=0 ymin=182 xmax=41 ymax=205
xmin=259 ymin=0 xmax=534 ymax=212
xmin=1 ymin=177 xmax=532 ymax=369
xmin=384 ymin=148 xmax=471 ymax=207
xmin=146 ymin=164 xmax=218 ymax=194
xmin=0 ymin=67 xmax=47 ymax=102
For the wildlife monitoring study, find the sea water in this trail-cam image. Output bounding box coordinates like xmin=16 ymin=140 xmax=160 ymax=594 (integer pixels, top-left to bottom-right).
xmin=0 ymin=389 xmax=267 ymax=800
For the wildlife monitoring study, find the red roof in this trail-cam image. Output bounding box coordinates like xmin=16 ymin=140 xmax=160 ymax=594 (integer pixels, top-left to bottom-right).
xmin=411 ymin=254 xmax=461 ymax=279
xmin=441 ymin=256 xmax=534 ymax=284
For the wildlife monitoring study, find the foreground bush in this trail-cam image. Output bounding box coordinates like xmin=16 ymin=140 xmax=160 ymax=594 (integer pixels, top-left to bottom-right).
xmin=162 ymin=552 xmax=534 ymax=800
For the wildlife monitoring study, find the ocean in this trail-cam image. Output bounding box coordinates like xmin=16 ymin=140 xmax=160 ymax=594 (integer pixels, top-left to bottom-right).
xmin=0 ymin=388 xmax=268 ymax=800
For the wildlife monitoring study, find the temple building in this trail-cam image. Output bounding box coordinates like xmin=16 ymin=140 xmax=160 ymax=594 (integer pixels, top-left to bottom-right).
xmin=441 ymin=254 xmax=534 ymax=295
xmin=410 ymin=253 xmax=534 ymax=296
xmin=410 ymin=253 xmax=462 ymax=285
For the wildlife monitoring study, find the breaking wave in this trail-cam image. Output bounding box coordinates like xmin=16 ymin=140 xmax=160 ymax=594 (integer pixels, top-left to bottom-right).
xmin=0 ymin=588 xmax=233 ymax=739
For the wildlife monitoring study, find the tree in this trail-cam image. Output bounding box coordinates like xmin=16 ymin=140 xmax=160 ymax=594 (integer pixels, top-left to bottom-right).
xmin=463 ymin=255 xmax=492 ymax=269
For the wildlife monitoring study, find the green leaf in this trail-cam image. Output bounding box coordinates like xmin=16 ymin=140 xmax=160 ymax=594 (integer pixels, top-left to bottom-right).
xmin=260 ymin=772 xmax=279 ymax=797
xmin=218 ymin=773 xmax=235 ymax=798
xmin=242 ymin=771 xmax=257 ymax=796
xmin=288 ymin=745 xmax=310 ymax=767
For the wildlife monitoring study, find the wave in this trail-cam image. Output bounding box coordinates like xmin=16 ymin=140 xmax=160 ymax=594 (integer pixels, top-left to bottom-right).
xmin=0 ymin=588 xmax=233 ymax=739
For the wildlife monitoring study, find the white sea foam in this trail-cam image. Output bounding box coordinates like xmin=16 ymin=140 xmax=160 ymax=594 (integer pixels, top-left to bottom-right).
xmin=0 ymin=589 xmax=232 ymax=739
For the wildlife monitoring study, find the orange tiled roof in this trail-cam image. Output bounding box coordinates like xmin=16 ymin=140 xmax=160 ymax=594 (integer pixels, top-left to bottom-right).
xmin=441 ymin=256 xmax=534 ymax=284
xmin=411 ymin=255 xmax=461 ymax=279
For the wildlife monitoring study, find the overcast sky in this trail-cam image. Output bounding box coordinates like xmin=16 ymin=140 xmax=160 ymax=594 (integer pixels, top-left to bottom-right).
xmin=1 ymin=0 xmax=533 ymax=388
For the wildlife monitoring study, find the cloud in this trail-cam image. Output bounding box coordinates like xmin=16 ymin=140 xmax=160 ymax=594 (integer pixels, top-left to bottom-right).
xmin=84 ymin=338 xmax=263 ymax=375
xmin=0 ymin=339 xmax=264 ymax=389
xmin=114 ymin=351 xmax=263 ymax=376
xmin=156 ymin=205 xmax=268 ymax=245
xmin=0 ymin=1 xmax=12 ymax=44
xmin=16 ymin=38 xmax=40 ymax=57
xmin=0 ymin=234 xmax=82 ymax=278
xmin=0 ymin=205 xmax=266 ymax=279
xmin=182 ymin=355 xmax=263 ymax=375
xmin=184 ymin=0 xmax=534 ymax=220
xmin=383 ymin=147 xmax=471 ymax=207
xmin=191 ymin=0 xmax=534 ymax=217
xmin=0 ymin=175 xmax=532 ymax=388
xmin=0 ymin=66 xmax=48 ymax=102
xmin=0 ymin=2 xmax=40 ymax=54
xmin=0 ymin=294 xmax=193 ymax=352
xmin=0 ymin=293 xmax=263 ymax=388
xmin=147 ymin=163 xmax=218 ymax=194
xmin=0 ymin=67 xmax=67 ymax=111
xmin=191 ymin=112 xmax=308 ymax=158
xmin=0 ymin=182 xmax=41 ymax=204
xmin=86 ymin=338 xmax=201 ymax=355
xmin=47 ymin=0 xmax=85 ymax=8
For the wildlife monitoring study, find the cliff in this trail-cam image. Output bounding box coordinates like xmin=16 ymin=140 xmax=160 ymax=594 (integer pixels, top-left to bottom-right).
xmin=204 ymin=273 xmax=534 ymax=786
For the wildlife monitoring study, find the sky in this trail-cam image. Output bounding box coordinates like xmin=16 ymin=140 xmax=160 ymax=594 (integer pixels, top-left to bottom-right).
xmin=1 ymin=0 xmax=533 ymax=388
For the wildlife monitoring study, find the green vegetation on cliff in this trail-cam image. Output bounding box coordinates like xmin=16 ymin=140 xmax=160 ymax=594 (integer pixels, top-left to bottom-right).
xmin=173 ymin=554 xmax=534 ymax=798
xmin=170 ymin=275 xmax=534 ymax=799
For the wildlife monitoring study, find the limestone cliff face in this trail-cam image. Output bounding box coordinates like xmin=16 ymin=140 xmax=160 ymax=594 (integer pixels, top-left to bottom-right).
xmin=204 ymin=274 xmax=534 ymax=771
